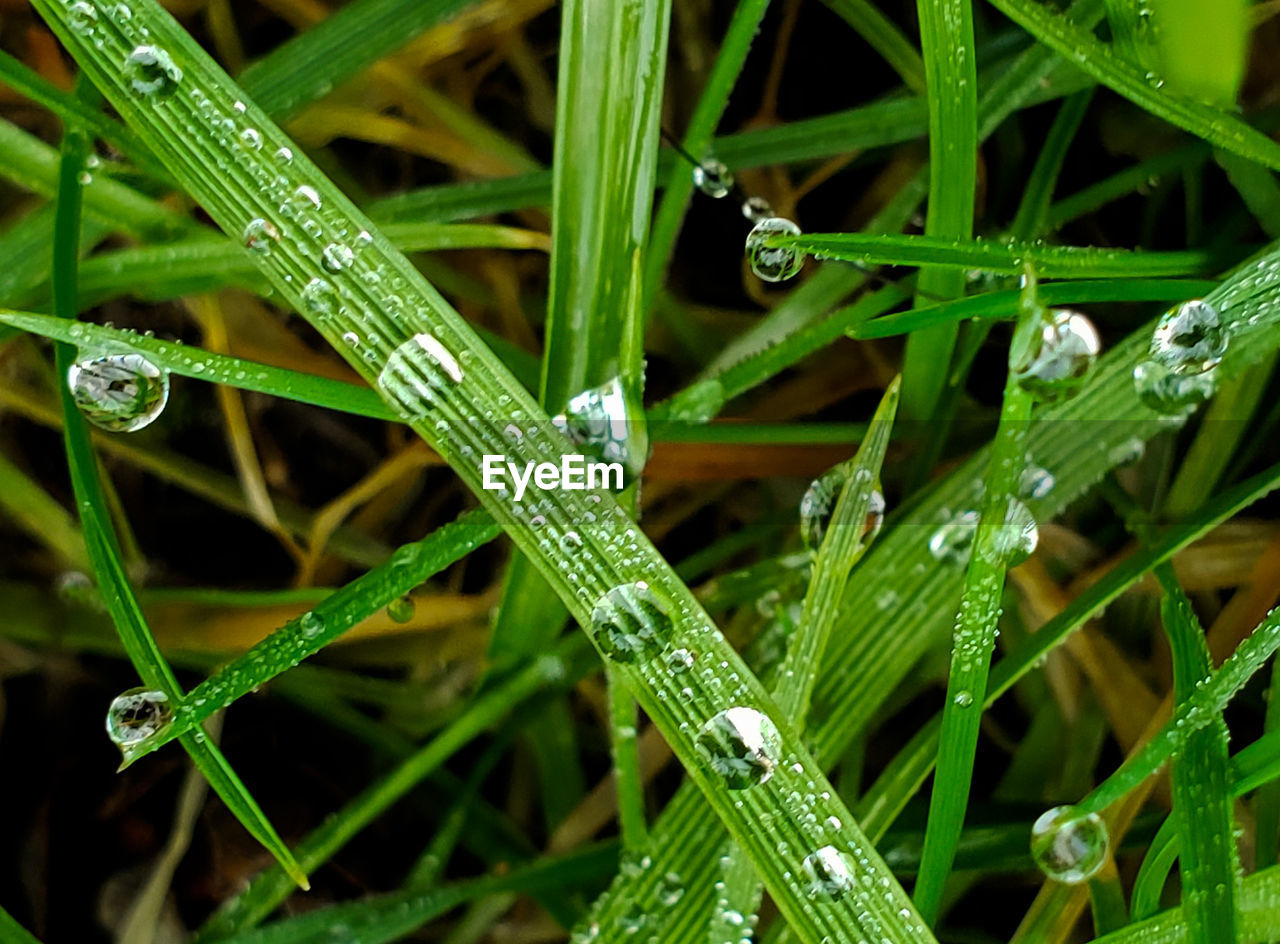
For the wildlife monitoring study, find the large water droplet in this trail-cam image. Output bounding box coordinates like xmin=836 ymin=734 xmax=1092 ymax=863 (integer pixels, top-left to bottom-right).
xmin=1133 ymin=359 xmax=1216 ymax=415
xmin=987 ymin=497 xmax=1038 ymax=566
xmin=1019 ymin=464 xmax=1055 ymax=501
xmin=693 ymin=158 xmax=733 ymax=198
xmin=106 ymin=687 xmax=173 ymax=747
xmin=697 ymin=707 xmax=781 ymax=789
xmin=1030 ymin=806 xmax=1109 ymax=883
xmin=301 ymin=277 xmax=338 ymax=318
xmin=378 ymin=332 xmax=463 ymax=417
xmin=243 ymin=218 xmax=279 ymax=254
xmin=68 ymin=352 xmax=169 ymax=432
xmin=551 ymin=376 xmax=646 ymax=478
xmin=1014 ymin=309 xmax=1100 ymax=402
xmin=590 ymin=581 xmax=672 ymax=663
xmin=124 ymin=45 xmax=182 ymax=97
xmin=928 ymin=509 xmax=979 ymax=564
xmin=68 ymin=1 xmax=98 ymax=33
xmin=801 ymin=845 xmax=855 ymax=900
xmin=1150 ymin=299 xmax=1226 ymax=375
xmin=799 ymin=467 xmax=885 ymax=553
xmin=746 ymin=217 xmax=804 ymax=282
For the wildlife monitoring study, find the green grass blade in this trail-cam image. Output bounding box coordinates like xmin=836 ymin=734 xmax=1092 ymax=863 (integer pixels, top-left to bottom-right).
xmin=47 ymin=91 xmax=306 ymax=889
xmin=772 ymin=232 xmax=1230 ymax=278
xmin=1151 ymin=0 xmax=1247 ymax=105
xmin=911 ymin=286 xmax=1037 ymax=922
xmin=1095 ymin=864 xmax=1280 ymax=944
xmin=1155 ymin=564 xmax=1240 ymax=943
xmin=1010 ymin=89 xmax=1095 ymax=239
xmin=39 ymin=1 xmax=941 ymax=940
xmin=901 ymin=0 xmax=977 ymax=421
xmin=820 ymin=0 xmax=926 ymax=94
xmin=0 ymin=907 xmax=43 ymax=944
xmin=0 ymin=308 xmax=395 ymax=419
xmin=117 ymin=509 xmax=499 ymax=767
xmin=985 ymin=0 xmax=1280 ymax=170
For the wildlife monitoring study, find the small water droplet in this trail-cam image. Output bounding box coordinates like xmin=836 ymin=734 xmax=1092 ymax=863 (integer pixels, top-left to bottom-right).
xmin=801 ymin=845 xmax=855 ymax=900
xmin=67 ymin=352 xmax=169 ymax=432
xmin=1014 ymin=309 xmax=1100 ymax=402
xmin=299 ymin=612 xmax=324 ymax=639
xmin=282 ymin=184 xmax=321 ymax=219
xmin=697 ymin=706 xmax=781 ymax=789
xmin=321 ymin=242 xmax=354 ymax=272
xmin=1019 ymin=464 xmax=1055 ymax=501
xmin=928 ymin=510 xmax=979 ymax=564
xmin=238 ymin=127 xmax=263 ymax=150
xmin=746 ymin=217 xmax=804 ymax=282
xmin=301 ymin=277 xmax=338 ymax=317
xmin=243 ymin=218 xmax=279 ymax=254
xmin=106 ymin=687 xmax=173 ymax=747
xmin=124 ymin=45 xmax=182 ymax=97
xmin=693 ymin=158 xmax=733 ymax=198
xmin=953 ymin=690 xmax=974 ymax=708
xmin=386 ymin=596 xmax=414 ymax=623
xmin=377 ymin=333 xmax=463 ymax=417
xmin=1030 ymin=806 xmax=1109 ymax=884
xmin=275 ymin=146 xmax=293 ymax=163
xmin=986 ymin=497 xmax=1038 ymax=566
xmin=742 ymin=196 xmax=774 ymax=222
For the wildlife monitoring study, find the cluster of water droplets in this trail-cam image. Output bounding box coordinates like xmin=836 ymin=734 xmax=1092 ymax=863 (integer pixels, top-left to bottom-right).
xmin=1133 ymin=299 xmax=1227 ymax=415
xmin=1030 ymin=805 xmax=1110 ymax=884
xmin=1013 ymin=308 xmax=1101 ymax=402
xmin=67 ymin=351 xmax=170 ymax=432
xmin=798 ymin=465 xmax=885 ymax=554
xmin=105 ymin=687 xmax=173 ymax=749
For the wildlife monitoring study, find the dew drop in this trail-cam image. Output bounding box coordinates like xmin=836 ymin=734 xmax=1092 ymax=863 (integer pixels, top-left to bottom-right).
xmin=301 ymin=277 xmax=338 ymax=318
xmin=321 ymin=242 xmax=355 ymax=272
xmin=242 ymin=218 xmax=279 ymax=254
xmin=106 ymin=687 xmax=173 ymax=747
xmin=299 ymin=612 xmax=324 ymax=639
xmin=799 ymin=466 xmax=885 ymax=552
xmin=1013 ymin=309 xmax=1100 ymax=402
xmin=1150 ymin=299 xmax=1226 ymax=375
xmin=124 ymin=45 xmax=182 ymax=97
xmin=552 ymin=376 xmax=645 ymax=478
xmin=1133 ymin=359 xmax=1216 ymax=415
xmin=746 ymin=217 xmax=804 ymax=282
xmin=1019 ymin=464 xmax=1055 ymax=501
xmin=986 ymin=497 xmax=1038 ymax=566
xmin=238 ymin=127 xmax=263 ymax=150
xmin=378 ymin=333 xmax=463 ymax=417
xmin=386 ymin=595 xmax=415 ymax=623
xmin=282 ymin=184 xmax=321 ymax=219
xmin=1030 ymin=806 xmax=1109 ymax=884
xmin=275 ymin=146 xmax=293 ymax=163
xmin=696 ymin=706 xmax=781 ymax=789
xmin=67 ymin=352 xmax=169 ymax=432
xmin=953 ymin=690 xmax=974 ymax=708
xmin=742 ymin=196 xmax=774 ymax=222
xmin=801 ymin=845 xmax=855 ymax=900
xmin=928 ymin=509 xmax=979 ymax=564
xmin=693 ymin=158 xmax=733 ymax=198
xmin=590 ymin=581 xmax=672 ymax=663
xmin=68 ymin=1 xmax=98 ymax=33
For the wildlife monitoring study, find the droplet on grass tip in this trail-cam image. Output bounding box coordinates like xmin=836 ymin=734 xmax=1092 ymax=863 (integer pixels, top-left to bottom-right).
xmin=106 ymin=687 xmax=173 ymax=748
xmin=1030 ymin=806 xmax=1109 ymax=884
xmin=590 ymin=581 xmax=672 ymax=663
xmin=67 ymin=352 xmax=169 ymax=433
xmin=696 ymin=706 xmax=781 ymax=789
xmin=746 ymin=217 xmax=804 ymax=282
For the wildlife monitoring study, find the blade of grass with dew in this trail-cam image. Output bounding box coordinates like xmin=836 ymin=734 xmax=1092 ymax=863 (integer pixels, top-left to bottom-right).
xmin=855 ymin=456 xmax=1280 ymax=842
xmin=40 ymin=3 xmax=947 ymax=940
xmin=911 ymin=277 xmax=1038 ymax=923
xmin=819 ymin=0 xmax=927 ymax=94
xmin=984 ymin=0 xmax=1280 ymax=170
xmin=710 ymin=380 xmax=903 ymax=938
xmin=48 ymin=87 xmax=307 ymax=889
xmin=644 ymin=0 xmax=770 ymax=306
xmin=771 ymin=232 xmax=1230 ymax=278
xmin=116 ymin=509 xmax=499 ymax=766
xmin=900 ymin=0 xmax=977 ymax=423
xmin=853 ymin=278 xmax=1220 ymax=339
xmin=1154 ymin=564 xmax=1240 ymax=943
xmin=193 ymin=635 xmax=598 ymax=940
xmin=1096 ymin=865 xmax=1280 ymax=944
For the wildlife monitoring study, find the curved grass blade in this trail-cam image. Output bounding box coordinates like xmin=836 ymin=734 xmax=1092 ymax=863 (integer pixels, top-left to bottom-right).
xmin=48 ymin=91 xmax=307 ymax=889
xmin=1153 ymin=564 xmax=1240 ymax=943
xmin=984 ymin=0 xmax=1280 ymax=171
xmin=820 ymin=0 xmax=926 ymax=94
xmin=37 ymin=1 xmax=940 ymax=940
xmin=770 ymin=232 xmax=1228 ymax=279
xmin=117 ymin=509 xmax=499 ymax=767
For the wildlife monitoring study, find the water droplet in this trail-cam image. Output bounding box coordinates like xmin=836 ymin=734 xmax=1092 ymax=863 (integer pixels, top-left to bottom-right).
xmin=746 ymin=217 xmax=804 ymax=282
xmin=1014 ymin=309 xmax=1100 ymax=402
xmin=953 ymin=690 xmax=974 ymax=708
xmin=987 ymin=497 xmax=1038 ymax=566
xmin=590 ymin=581 xmax=672 ymax=663
xmin=697 ymin=706 xmax=781 ymax=789
xmin=742 ymin=196 xmax=774 ymax=222
xmin=801 ymin=845 xmax=855 ymax=900
xmin=386 ymin=595 xmax=414 ymax=623
xmin=799 ymin=467 xmax=885 ymax=552
xmin=238 ymin=127 xmax=263 ymax=150
xmin=667 ymin=648 xmax=695 ymax=673
xmin=1133 ymin=360 xmax=1215 ymax=414
xmin=1150 ymin=299 xmax=1226 ymax=375
xmin=693 ymin=158 xmax=733 ymax=198
xmin=275 ymin=146 xmax=293 ymax=163
xmin=243 ymin=218 xmax=279 ymax=254
xmin=377 ymin=333 xmax=463 ymax=417
xmin=299 ymin=612 xmax=324 ymax=639
xmin=657 ymin=871 xmax=685 ymax=906
xmin=282 ymin=184 xmax=321 ymax=219
xmin=106 ymin=687 xmax=173 ymax=747
xmin=67 ymin=352 xmax=169 ymax=432
xmin=1019 ymin=464 xmax=1055 ymax=501
xmin=321 ymin=242 xmax=354 ymax=272
xmin=552 ymin=376 xmax=646 ymax=478
xmin=928 ymin=510 xmax=979 ymax=564
xmin=124 ymin=45 xmax=182 ymax=97
xmin=68 ymin=1 xmax=98 ymax=33
xmin=301 ymin=277 xmax=338 ymax=317
xmin=1030 ymin=806 xmax=1109 ymax=884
